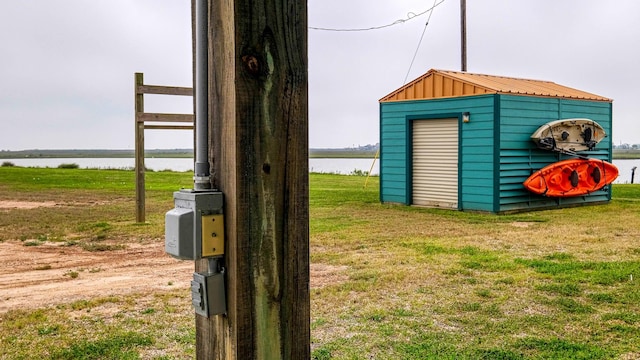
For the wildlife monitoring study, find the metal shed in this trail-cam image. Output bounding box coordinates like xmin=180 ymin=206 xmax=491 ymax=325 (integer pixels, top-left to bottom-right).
xmin=379 ymin=69 xmax=613 ymax=213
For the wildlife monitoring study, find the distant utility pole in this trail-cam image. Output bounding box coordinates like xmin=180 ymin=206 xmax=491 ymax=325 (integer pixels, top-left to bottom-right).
xmin=192 ymin=0 xmax=310 ymax=359
xmin=460 ymin=0 xmax=467 ymax=71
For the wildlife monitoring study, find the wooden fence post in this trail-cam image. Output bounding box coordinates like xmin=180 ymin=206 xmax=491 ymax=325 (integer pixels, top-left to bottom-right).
xmin=134 ymin=73 xmax=194 ymax=223
xmin=193 ymin=0 xmax=310 ymax=358
xmin=134 ymin=73 xmax=145 ymax=223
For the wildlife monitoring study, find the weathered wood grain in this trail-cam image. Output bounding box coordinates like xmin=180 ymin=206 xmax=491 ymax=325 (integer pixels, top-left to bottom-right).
xmin=134 ymin=73 xmax=145 ymax=223
xmin=134 ymin=72 xmax=195 ymax=223
xmin=194 ymin=0 xmax=309 ymax=358
xmin=137 ymin=113 xmax=194 ymax=123
xmin=136 ymin=84 xmax=193 ymax=96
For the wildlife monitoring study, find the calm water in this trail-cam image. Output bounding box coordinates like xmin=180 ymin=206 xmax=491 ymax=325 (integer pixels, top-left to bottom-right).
xmin=614 ymin=159 xmax=640 ymax=184
xmin=3 ymin=157 xmax=639 ymax=184
xmin=1 ymin=158 xmax=380 ymax=176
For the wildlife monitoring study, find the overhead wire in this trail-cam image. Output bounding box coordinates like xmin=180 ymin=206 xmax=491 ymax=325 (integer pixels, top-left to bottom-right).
xmin=403 ymin=0 xmax=439 ymax=84
xmin=309 ymin=0 xmax=446 ymax=32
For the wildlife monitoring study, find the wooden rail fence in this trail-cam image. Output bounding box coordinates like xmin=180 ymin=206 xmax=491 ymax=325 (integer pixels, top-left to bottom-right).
xmin=135 ymin=72 xmax=194 ymax=222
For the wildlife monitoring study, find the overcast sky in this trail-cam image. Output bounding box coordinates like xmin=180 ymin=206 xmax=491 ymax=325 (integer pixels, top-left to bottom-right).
xmin=1 ymin=0 xmax=639 ymax=151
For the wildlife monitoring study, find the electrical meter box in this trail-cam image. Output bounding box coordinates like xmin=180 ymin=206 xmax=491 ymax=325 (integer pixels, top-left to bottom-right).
xmin=165 ymin=190 xmax=224 ymax=260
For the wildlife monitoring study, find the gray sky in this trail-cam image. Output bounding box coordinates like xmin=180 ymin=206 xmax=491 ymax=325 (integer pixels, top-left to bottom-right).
xmin=1 ymin=0 xmax=639 ymax=150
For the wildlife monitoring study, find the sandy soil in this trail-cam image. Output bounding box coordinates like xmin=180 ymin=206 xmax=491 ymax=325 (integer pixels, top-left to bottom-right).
xmin=0 ymin=236 xmax=346 ymax=314
xmin=0 ymin=200 xmax=59 ymax=210
xmin=0 ymin=241 xmax=193 ymax=313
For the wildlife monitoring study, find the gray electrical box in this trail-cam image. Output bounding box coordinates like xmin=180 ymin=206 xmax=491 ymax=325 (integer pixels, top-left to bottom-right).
xmin=192 ymin=271 xmax=226 ymax=317
xmin=165 ymin=190 xmax=224 ymax=260
xmin=165 ymin=189 xmax=227 ymax=317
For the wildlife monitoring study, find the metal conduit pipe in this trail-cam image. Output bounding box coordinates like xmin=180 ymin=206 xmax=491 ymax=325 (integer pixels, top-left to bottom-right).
xmin=194 ymin=0 xmax=211 ymax=190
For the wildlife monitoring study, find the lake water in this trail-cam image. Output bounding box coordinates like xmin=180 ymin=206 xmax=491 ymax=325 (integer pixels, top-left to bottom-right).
xmin=3 ymin=157 xmax=639 ymax=184
xmin=613 ymin=159 xmax=640 ymax=184
xmin=1 ymin=157 xmax=381 ymax=176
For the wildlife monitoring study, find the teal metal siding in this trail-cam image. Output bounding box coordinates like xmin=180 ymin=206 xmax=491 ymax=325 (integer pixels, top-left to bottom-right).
xmin=380 ymin=95 xmax=496 ymax=211
xmin=492 ymin=95 xmax=501 ymax=212
xmin=497 ymin=95 xmax=613 ymax=212
xmin=380 ymin=93 xmax=612 ymax=213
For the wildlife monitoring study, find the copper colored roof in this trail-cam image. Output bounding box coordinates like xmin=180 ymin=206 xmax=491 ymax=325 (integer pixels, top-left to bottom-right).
xmin=380 ymin=69 xmax=611 ymax=102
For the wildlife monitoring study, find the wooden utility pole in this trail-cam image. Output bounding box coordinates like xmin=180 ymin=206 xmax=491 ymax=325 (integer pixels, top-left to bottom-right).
xmin=461 ymin=0 xmax=467 ymax=71
xmin=193 ymin=1 xmax=310 ymax=359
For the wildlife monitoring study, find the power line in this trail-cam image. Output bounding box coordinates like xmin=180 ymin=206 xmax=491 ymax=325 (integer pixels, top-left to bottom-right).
xmin=403 ymin=0 xmax=439 ymax=84
xmin=309 ymin=0 xmax=446 ymax=32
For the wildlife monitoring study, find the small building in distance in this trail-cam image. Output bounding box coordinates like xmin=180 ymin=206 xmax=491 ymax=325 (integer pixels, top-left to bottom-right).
xmin=379 ymin=69 xmax=613 ymax=213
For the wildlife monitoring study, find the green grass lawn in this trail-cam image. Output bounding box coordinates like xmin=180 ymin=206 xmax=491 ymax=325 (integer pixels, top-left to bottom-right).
xmin=1 ymin=167 xmax=639 ymax=359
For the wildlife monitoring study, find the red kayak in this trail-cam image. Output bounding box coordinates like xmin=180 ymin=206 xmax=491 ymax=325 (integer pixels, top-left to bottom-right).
xmin=523 ymin=158 xmax=618 ymax=197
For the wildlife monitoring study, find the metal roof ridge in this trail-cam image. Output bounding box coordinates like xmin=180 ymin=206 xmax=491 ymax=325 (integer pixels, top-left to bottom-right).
xmin=430 ymin=69 xmax=611 ymax=101
xmin=379 ymin=69 xmax=611 ymax=102
xmin=378 ymin=69 xmax=437 ymax=101
xmin=435 ymin=69 xmax=555 ymax=84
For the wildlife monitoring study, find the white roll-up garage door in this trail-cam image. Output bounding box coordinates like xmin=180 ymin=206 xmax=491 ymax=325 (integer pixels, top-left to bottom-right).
xmin=412 ymin=118 xmax=459 ymax=209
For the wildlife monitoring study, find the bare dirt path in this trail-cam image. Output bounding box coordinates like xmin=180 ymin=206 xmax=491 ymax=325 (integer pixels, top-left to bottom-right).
xmin=0 ymin=241 xmax=192 ymax=313
xmin=0 ymin=240 xmax=346 ymax=314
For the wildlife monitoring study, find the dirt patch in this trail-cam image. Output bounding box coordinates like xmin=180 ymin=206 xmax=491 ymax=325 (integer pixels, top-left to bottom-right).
xmin=0 ymin=241 xmax=346 ymax=313
xmin=619 ymin=353 xmax=640 ymax=360
xmin=0 ymin=200 xmax=58 ymax=210
xmin=510 ymin=221 xmax=535 ymax=228
xmin=310 ymin=263 xmax=348 ymax=289
xmin=0 ymin=241 xmax=192 ymax=313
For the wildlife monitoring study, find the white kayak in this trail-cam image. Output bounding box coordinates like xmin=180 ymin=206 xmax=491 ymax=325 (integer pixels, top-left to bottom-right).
xmin=530 ymin=118 xmax=606 ymax=152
